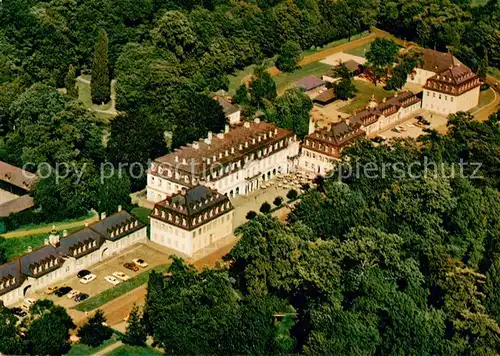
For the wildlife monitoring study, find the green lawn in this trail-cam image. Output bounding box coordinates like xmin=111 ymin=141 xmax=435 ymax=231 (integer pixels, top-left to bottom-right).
xmin=3 ymin=226 xmax=82 ymax=260
xmin=4 ymin=212 xmax=94 ymax=235
xmin=345 ymin=42 xmax=371 ymax=58
xmin=302 ymin=31 xmax=371 ymax=55
xmin=476 ymin=88 xmax=496 ymax=110
xmin=131 ymin=207 xmax=152 ymax=226
xmin=227 ymin=58 xmax=275 ymax=95
xmin=489 ymin=67 xmax=500 ymax=81
xmin=274 ymin=61 xmax=330 ymax=91
xmin=66 ymin=335 xmax=120 ymax=355
xmin=339 ymin=80 xmax=395 ymax=114
xmin=73 ymin=264 xmax=170 ymax=312
xmin=472 ymin=0 xmax=488 ymax=6
xmin=104 ymin=345 xmax=163 ymax=356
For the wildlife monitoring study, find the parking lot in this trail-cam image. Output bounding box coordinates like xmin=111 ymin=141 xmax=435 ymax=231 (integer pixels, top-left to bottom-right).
xmin=378 ymin=111 xmax=448 ymax=140
xmin=26 ymin=242 xmax=176 ymax=309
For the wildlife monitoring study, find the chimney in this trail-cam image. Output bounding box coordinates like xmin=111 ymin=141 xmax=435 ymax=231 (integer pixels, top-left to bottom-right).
xmin=254 ymin=118 xmax=260 ymax=124
xmin=100 ymin=212 xmax=106 ymax=220
xmin=225 ymin=150 xmax=229 ymax=156
xmin=27 ymin=246 xmax=33 ymax=253
xmin=118 ymin=205 xmax=122 ymax=212
xmin=217 ymin=132 xmax=224 ymax=139
xmin=175 ymin=156 xmax=179 ymax=163
xmin=207 ymin=131 xmax=213 ymax=141
xmin=85 ymin=221 xmax=89 ymax=227
xmin=225 ymin=124 xmax=230 ymax=133
xmin=231 ymin=147 xmax=235 ymax=154
xmin=193 ymin=141 xmax=200 ymax=149
xmin=244 ymin=122 xmax=250 ymax=128
xmin=44 ymin=239 xmax=49 ymax=246
xmin=345 ymin=118 xmax=350 ymax=126
xmin=63 ymin=230 xmax=68 ymax=237
xmin=182 ymin=158 xmax=187 ymax=165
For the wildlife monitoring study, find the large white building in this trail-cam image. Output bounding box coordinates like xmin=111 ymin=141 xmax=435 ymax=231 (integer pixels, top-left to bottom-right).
xmin=147 ymin=119 xmax=300 ymax=202
xmin=421 ymin=65 xmax=480 ymax=115
xmin=0 ymin=209 xmax=147 ymax=306
xmin=299 ymin=120 xmax=366 ymax=175
xmin=299 ymin=91 xmax=421 ymax=175
xmin=150 ymin=186 xmax=233 ymax=257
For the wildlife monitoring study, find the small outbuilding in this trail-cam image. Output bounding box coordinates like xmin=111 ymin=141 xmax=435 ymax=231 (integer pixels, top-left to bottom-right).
xmin=313 ymin=89 xmax=336 ymax=106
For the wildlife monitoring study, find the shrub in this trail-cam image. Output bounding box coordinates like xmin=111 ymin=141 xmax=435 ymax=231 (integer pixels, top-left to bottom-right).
xmin=286 ymin=189 xmax=298 ymax=200
xmin=246 ymin=211 xmax=257 ymax=220
xmin=273 ymin=197 xmax=283 ymax=207
xmin=259 ymin=202 xmax=271 ymax=214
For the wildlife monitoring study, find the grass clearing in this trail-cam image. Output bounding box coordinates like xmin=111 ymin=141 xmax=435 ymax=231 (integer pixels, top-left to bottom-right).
xmin=104 ymin=345 xmax=163 ymax=356
xmin=274 ymin=61 xmax=330 ymax=91
xmin=302 ymin=31 xmax=371 ymax=55
xmin=476 ymin=88 xmax=496 ymax=110
xmin=345 ymin=42 xmax=371 ymax=58
xmin=4 ymin=212 xmax=94 ymax=235
xmin=339 ymin=80 xmax=395 ymax=114
xmin=227 ymin=58 xmax=275 ymax=95
xmin=489 ymin=67 xmax=500 ymax=81
xmin=131 ymin=207 xmax=152 ymax=226
xmin=73 ymin=264 xmax=170 ymax=312
xmin=3 ymin=227 xmax=82 ymax=260
xmin=66 ymin=335 xmax=120 ymax=355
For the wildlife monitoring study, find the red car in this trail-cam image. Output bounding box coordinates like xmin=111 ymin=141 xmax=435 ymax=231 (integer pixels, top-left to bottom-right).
xmin=123 ymin=262 xmax=139 ymax=272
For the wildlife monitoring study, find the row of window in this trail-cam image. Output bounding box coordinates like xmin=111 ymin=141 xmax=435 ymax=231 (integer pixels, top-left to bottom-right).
xmin=427 ymin=91 xmax=454 ymax=102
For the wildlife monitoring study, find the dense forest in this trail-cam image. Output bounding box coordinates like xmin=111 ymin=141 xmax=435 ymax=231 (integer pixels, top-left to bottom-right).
xmin=143 ymin=111 xmax=500 ymax=355
xmin=0 ymin=0 xmax=499 ymax=354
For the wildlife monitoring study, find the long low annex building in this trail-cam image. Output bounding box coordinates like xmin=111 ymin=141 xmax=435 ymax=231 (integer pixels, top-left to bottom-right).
xmin=0 ymin=209 xmax=147 ymax=306
xmin=149 ymin=186 xmax=233 ymax=257
xmin=147 ymin=118 xmax=300 ymax=202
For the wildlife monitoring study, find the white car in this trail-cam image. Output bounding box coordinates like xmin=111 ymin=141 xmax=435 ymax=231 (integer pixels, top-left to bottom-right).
xmin=132 ymin=259 xmax=148 ymax=268
xmin=112 ymin=272 xmax=130 ymax=281
xmin=80 ymin=273 xmax=97 ymax=284
xmin=104 ymin=276 xmax=121 ymax=286
xmin=67 ymin=290 xmax=80 ymax=299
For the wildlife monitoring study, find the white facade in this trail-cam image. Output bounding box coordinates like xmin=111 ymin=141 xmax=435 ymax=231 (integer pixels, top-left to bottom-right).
xmin=407 ymin=68 xmax=436 ymax=85
xmin=205 ymin=140 xmax=300 ymax=198
xmin=363 ymin=100 xmax=422 ymax=136
xmin=422 ymin=86 xmax=480 ymax=115
xmin=227 ymin=110 xmax=241 ymax=125
xmin=0 ymin=215 xmax=147 ymax=307
xmin=299 ymin=148 xmax=337 ymax=175
xmin=150 ymin=211 xmax=233 ymax=257
xmin=147 ymin=120 xmax=300 ymax=203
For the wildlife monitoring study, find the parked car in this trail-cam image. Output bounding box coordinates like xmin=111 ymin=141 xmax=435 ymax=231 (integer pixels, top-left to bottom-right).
xmin=416 ymin=115 xmax=430 ymax=125
xmin=112 ymin=271 xmax=130 ymax=281
xmin=74 ymin=293 xmax=89 ymax=303
xmin=123 ymin=262 xmax=140 ymax=272
xmin=80 ymin=273 xmax=97 ymax=284
xmin=104 ymin=276 xmax=121 ymax=286
xmin=21 ymin=298 xmax=36 ymax=311
xmin=45 ymin=285 xmax=60 ymax=295
xmin=10 ymin=307 xmax=27 ymax=318
xmin=67 ymin=290 xmax=81 ymax=299
xmin=77 ymin=270 xmax=91 ymax=279
xmin=371 ymin=135 xmax=387 ymax=143
xmin=55 ymin=286 xmax=73 ymax=297
xmin=133 ymin=259 xmax=148 ymax=268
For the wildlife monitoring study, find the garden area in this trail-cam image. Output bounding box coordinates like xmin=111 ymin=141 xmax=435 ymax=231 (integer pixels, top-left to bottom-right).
xmin=339 ymin=80 xmax=395 ymax=114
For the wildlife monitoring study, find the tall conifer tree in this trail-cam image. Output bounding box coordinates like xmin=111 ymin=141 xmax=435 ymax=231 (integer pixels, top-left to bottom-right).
xmin=91 ymin=29 xmax=111 ymax=104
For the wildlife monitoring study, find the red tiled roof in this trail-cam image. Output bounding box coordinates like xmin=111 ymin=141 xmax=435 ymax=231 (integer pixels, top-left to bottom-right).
xmin=0 ymin=161 xmax=37 ymax=191
xmin=424 ymin=65 xmax=480 ymax=95
xmin=150 ymin=120 xmax=295 ymax=178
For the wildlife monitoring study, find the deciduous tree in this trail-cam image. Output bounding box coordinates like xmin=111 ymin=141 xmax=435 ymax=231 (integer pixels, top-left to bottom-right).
xmin=276 ymin=40 xmax=301 ymax=72
xmin=77 ymin=310 xmax=113 ymax=347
